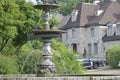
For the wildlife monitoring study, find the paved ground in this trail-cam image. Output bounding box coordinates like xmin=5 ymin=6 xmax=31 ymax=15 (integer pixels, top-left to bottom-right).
xmin=84 ymin=66 xmax=120 ymax=75
xmin=0 ymin=66 xmax=120 ymax=77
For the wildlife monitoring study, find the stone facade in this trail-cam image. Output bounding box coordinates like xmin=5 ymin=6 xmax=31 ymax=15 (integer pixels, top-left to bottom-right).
xmin=61 ymin=26 xmax=107 ymax=59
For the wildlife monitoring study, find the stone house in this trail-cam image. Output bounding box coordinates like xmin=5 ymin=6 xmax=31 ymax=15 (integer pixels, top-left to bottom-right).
xmin=59 ymin=0 xmax=120 ymax=60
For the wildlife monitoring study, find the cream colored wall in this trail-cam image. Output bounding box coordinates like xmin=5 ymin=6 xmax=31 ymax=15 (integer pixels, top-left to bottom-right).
xmin=104 ymin=41 xmax=120 ymax=52
xmin=103 ymin=41 xmax=120 ymax=60
xmin=78 ymin=28 xmax=87 ymax=54
xmin=61 ymin=25 xmax=107 ymax=59
xmin=61 ymin=28 xmax=87 ymax=56
xmin=86 ymin=26 xmax=107 ymax=59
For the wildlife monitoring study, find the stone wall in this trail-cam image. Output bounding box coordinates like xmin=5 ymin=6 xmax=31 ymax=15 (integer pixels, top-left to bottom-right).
xmin=0 ymin=76 xmax=120 ymax=80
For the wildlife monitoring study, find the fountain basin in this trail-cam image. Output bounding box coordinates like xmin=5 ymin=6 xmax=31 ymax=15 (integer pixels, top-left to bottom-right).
xmin=32 ymin=30 xmax=66 ymax=39
xmin=34 ymin=4 xmax=59 ymax=10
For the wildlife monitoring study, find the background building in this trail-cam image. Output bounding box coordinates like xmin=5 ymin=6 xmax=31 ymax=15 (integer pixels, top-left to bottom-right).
xmin=59 ymin=0 xmax=120 ymax=60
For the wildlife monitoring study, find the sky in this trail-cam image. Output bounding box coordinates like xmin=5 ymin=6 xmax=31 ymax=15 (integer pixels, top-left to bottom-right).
xmin=26 ymin=0 xmax=38 ymax=5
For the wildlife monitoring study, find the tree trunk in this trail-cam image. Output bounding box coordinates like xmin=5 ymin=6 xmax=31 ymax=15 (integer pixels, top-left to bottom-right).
xmin=0 ymin=38 xmax=9 ymax=52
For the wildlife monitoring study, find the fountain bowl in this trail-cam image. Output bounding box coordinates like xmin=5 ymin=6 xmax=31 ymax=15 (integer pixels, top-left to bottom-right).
xmin=32 ymin=30 xmax=66 ymax=39
xmin=34 ymin=4 xmax=59 ymax=10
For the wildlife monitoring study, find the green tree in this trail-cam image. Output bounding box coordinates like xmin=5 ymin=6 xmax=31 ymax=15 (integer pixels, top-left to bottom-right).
xmin=0 ymin=0 xmax=19 ymax=52
xmin=0 ymin=55 xmax=18 ymax=74
xmin=107 ymin=45 xmax=120 ymax=69
xmin=58 ymin=0 xmax=82 ymax=16
xmin=0 ymin=0 xmax=43 ymax=55
xmin=52 ymin=40 xmax=84 ymax=74
xmin=58 ymin=0 xmax=106 ymax=16
xmin=49 ymin=15 xmax=59 ymax=29
xmin=13 ymin=0 xmax=43 ymax=54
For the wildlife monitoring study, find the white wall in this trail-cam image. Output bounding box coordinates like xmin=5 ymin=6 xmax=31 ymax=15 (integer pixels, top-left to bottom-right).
xmin=61 ymin=27 xmax=87 ymax=55
xmin=86 ymin=26 xmax=107 ymax=59
xmin=104 ymin=41 xmax=120 ymax=52
xmin=61 ymin=25 xmax=109 ymax=59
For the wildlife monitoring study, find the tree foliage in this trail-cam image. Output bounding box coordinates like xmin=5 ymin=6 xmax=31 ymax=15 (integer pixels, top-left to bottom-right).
xmin=52 ymin=40 xmax=84 ymax=74
xmin=17 ymin=49 xmax=42 ymax=74
xmin=0 ymin=55 xmax=18 ymax=74
xmin=0 ymin=0 xmax=19 ymax=52
xmin=58 ymin=0 xmax=82 ymax=16
xmin=0 ymin=0 xmax=43 ymax=54
xmin=0 ymin=0 xmax=84 ymax=74
xmin=49 ymin=15 xmax=59 ymax=29
xmin=107 ymin=45 xmax=120 ymax=69
xmin=13 ymin=0 xmax=43 ymax=47
xmin=57 ymin=0 xmax=95 ymax=16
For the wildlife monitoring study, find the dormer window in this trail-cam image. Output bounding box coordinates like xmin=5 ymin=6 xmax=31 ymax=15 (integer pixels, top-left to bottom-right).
xmin=93 ymin=0 xmax=100 ymax=4
xmin=116 ymin=23 xmax=120 ymax=35
xmin=107 ymin=23 xmax=113 ymax=36
xmin=95 ymin=10 xmax=103 ymax=16
xmin=71 ymin=10 xmax=78 ymax=22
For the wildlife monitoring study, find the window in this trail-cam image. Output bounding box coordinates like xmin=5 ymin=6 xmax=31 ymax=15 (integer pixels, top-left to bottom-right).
xmin=88 ymin=43 xmax=92 ymax=55
xmin=71 ymin=10 xmax=78 ymax=22
xmin=66 ymin=32 xmax=68 ymax=40
xmin=72 ymin=28 xmax=75 ymax=38
xmin=94 ymin=43 xmax=98 ymax=54
xmin=107 ymin=24 xmax=112 ymax=36
xmin=95 ymin=10 xmax=103 ymax=16
xmin=116 ymin=24 xmax=120 ymax=35
xmin=90 ymin=27 xmax=95 ymax=37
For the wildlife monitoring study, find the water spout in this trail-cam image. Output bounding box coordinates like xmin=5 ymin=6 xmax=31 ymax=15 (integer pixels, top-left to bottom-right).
xmin=20 ymin=50 xmax=40 ymax=73
xmin=55 ymin=52 xmax=67 ymax=74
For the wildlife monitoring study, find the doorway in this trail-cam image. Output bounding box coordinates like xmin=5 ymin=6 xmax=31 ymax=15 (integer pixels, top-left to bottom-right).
xmin=73 ymin=43 xmax=77 ymax=52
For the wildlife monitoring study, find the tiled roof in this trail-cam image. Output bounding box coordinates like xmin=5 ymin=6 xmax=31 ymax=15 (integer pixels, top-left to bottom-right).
xmin=88 ymin=0 xmax=120 ymax=25
xmin=57 ymin=15 xmax=70 ymax=29
xmin=60 ymin=3 xmax=98 ymax=30
xmin=102 ymin=35 xmax=120 ymax=42
xmin=60 ymin=0 xmax=120 ymax=30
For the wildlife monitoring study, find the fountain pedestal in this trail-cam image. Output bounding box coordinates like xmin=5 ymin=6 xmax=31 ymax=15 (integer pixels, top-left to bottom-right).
xmin=32 ymin=30 xmax=65 ymax=77
xmin=37 ymin=38 xmax=54 ymax=77
xmin=32 ymin=0 xmax=65 ymax=77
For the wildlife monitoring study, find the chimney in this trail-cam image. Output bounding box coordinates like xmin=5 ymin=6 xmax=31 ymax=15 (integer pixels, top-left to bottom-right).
xmin=93 ymin=0 xmax=100 ymax=4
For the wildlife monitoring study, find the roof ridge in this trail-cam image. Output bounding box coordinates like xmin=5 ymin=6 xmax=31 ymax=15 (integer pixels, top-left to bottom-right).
xmin=79 ymin=3 xmax=83 ymax=26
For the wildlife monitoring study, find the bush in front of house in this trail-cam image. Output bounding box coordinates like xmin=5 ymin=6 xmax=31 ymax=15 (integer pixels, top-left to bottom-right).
xmin=0 ymin=55 xmax=18 ymax=74
xmin=52 ymin=40 xmax=84 ymax=74
xmin=107 ymin=45 xmax=120 ymax=69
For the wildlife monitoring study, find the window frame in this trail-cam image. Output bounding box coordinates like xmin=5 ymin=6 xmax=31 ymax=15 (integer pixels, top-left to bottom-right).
xmin=72 ymin=28 xmax=76 ymax=38
xmin=90 ymin=27 xmax=95 ymax=37
xmin=94 ymin=43 xmax=98 ymax=54
xmin=88 ymin=43 xmax=92 ymax=55
xmin=116 ymin=23 xmax=120 ymax=35
xmin=107 ymin=23 xmax=113 ymax=36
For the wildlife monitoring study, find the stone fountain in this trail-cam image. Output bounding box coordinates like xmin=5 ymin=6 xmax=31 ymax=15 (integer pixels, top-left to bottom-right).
xmin=32 ymin=0 xmax=65 ymax=77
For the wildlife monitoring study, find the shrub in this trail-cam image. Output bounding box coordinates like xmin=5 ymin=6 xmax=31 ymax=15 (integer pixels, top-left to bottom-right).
xmin=52 ymin=40 xmax=84 ymax=74
xmin=0 ymin=55 xmax=18 ymax=74
xmin=16 ymin=41 xmax=42 ymax=74
xmin=107 ymin=45 xmax=120 ymax=69
xmin=18 ymin=39 xmax=84 ymax=74
xmin=17 ymin=50 xmax=42 ymax=74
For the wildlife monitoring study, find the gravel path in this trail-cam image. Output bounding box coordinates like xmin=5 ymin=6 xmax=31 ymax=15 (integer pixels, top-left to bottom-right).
xmin=85 ymin=69 xmax=120 ymax=75
xmin=85 ymin=66 xmax=120 ymax=75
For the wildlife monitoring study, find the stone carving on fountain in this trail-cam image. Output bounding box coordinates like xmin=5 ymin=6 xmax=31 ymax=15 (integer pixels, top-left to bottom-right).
xmin=32 ymin=0 xmax=65 ymax=77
